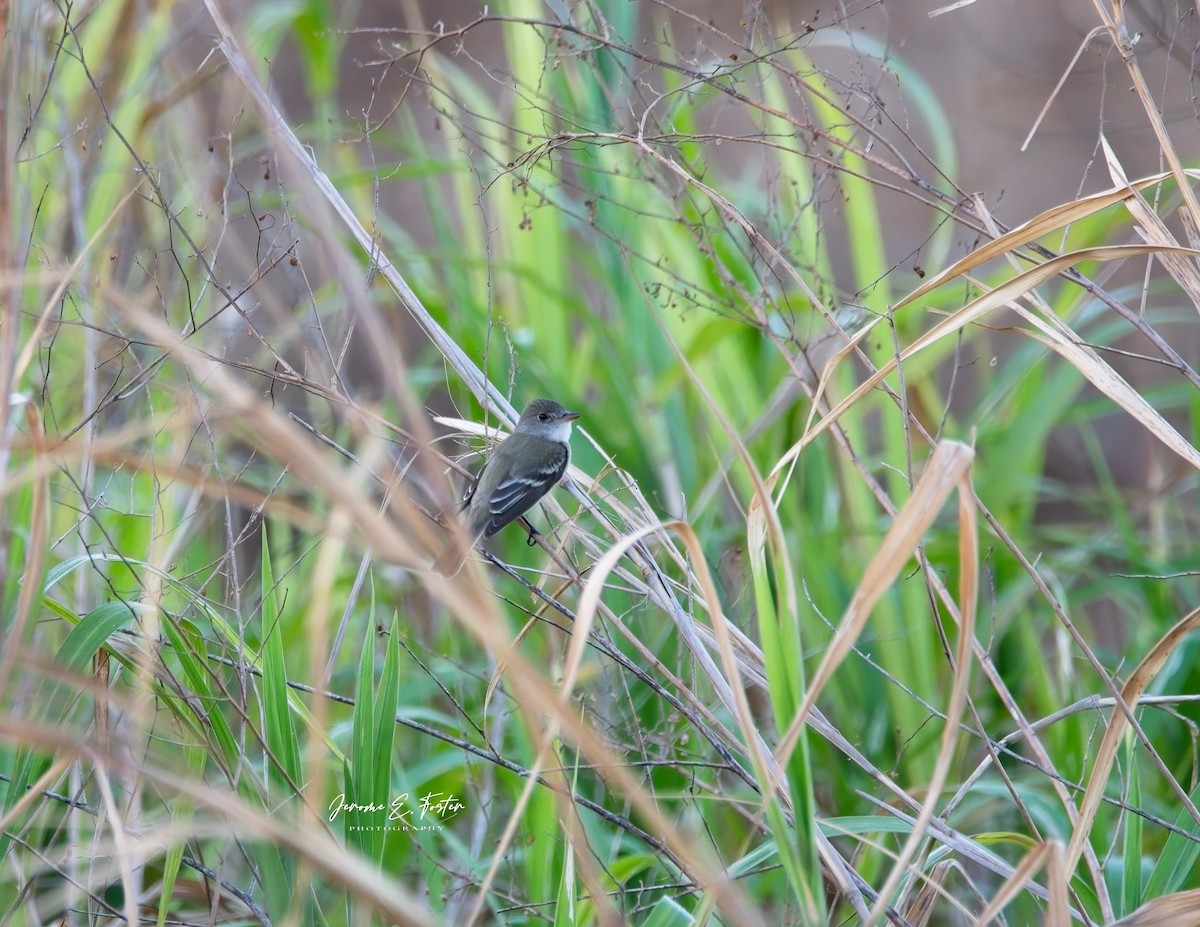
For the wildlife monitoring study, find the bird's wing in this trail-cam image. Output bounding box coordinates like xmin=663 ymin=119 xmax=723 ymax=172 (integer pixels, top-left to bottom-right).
xmin=460 ymin=465 xmax=484 ymax=510
xmin=482 ymin=445 xmax=569 ymax=538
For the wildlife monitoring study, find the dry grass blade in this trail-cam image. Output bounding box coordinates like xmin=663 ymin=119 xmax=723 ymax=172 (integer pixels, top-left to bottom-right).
xmin=0 ymin=403 xmax=48 ymax=700
xmin=1110 ymin=889 xmax=1200 ymax=927
xmin=1100 ymin=137 xmax=1200 ymax=309
xmin=1009 ymin=302 xmax=1200 ymax=472
xmin=1020 ymin=25 xmax=1108 ymax=152
xmin=574 ymin=518 xmax=777 ymax=787
xmin=0 ymin=751 xmax=75 ymax=841
xmin=902 ymin=859 xmax=957 ymax=926
xmin=773 ymin=440 xmax=975 ymax=774
xmin=566 ymin=520 xmax=771 ymax=927
xmin=900 ymin=170 xmax=1192 ymax=310
xmin=863 ymin=445 xmax=979 ymax=925
xmin=805 ymin=244 xmax=1200 ymax=465
xmin=969 ymin=841 xmax=1068 ymax=927
xmin=1088 ymin=0 xmax=1200 ymax=246
xmin=1064 ymin=605 xmax=1200 ymax=880
xmin=0 ymin=721 xmax=440 ymax=926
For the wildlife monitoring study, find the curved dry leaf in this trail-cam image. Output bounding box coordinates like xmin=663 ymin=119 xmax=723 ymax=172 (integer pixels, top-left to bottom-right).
xmin=1101 ymin=137 xmax=1200 ymax=308
xmin=1109 ymin=889 xmax=1200 ymax=927
xmin=1064 ymin=607 xmax=1200 ymax=880
xmin=867 ymin=448 xmax=980 ymax=924
xmin=1011 ymin=304 xmax=1200 ymax=471
xmin=794 ymin=245 xmax=1200 ymax=478
xmin=901 ymin=172 xmax=1197 ymax=310
xmin=772 ymin=440 xmax=975 ymax=775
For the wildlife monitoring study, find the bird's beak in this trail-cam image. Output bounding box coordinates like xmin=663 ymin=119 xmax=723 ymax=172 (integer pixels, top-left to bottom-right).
xmin=561 ymin=410 xmax=581 ymax=422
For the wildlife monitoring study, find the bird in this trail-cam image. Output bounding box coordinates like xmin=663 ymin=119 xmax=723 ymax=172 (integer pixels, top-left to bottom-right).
xmin=433 ymin=397 xmax=579 ymax=575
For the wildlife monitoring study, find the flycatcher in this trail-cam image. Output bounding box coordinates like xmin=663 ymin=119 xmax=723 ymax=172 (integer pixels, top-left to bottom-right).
xmin=434 ymin=397 xmax=579 ymax=575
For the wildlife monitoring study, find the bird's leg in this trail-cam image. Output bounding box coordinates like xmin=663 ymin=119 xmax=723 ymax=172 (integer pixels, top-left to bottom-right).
xmin=525 ymin=523 xmax=541 ymax=546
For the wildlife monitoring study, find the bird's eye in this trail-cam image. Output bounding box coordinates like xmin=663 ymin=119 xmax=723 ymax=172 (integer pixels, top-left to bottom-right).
xmin=538 ymin=412 xmax=550 ymax=421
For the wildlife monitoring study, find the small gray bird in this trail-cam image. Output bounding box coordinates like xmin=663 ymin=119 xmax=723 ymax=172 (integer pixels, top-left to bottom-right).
xmin=434 ymin=398 xmax=579 ymax=575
